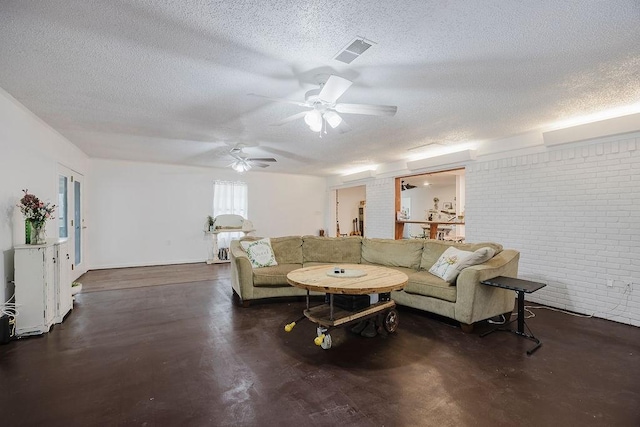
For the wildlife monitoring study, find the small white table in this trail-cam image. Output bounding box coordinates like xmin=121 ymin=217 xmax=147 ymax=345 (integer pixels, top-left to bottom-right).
xmin=205 ymin=214 xmax=255 ymax=264
xmin=206 ymin=228 xmax=254 ymax=264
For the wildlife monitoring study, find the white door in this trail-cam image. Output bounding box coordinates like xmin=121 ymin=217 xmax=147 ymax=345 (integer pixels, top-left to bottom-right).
xmin=58 ymin=166 xmax=86 ymax=280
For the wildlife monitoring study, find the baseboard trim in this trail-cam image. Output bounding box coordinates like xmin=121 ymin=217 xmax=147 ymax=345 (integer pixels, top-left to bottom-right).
xmin=88 ymin=259 xmax=209 ymax=270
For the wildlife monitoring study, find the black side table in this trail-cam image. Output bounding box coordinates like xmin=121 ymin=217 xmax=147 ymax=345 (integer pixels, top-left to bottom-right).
xmin=480 ymin=276 xmax=546 ymax=355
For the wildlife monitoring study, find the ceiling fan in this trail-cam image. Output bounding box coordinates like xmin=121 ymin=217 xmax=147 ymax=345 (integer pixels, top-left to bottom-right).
xmin=249 ymin=75 xmax=397 ymax=134
xmin=228 ymin=146 xmax=276 ymax=173
xmin=401 ymin=180 xmax=417 ymax=191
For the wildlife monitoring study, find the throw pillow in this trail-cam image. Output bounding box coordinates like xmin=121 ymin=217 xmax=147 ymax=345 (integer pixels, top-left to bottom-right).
xmin=429 ymin=246 xmax=496 ymax=283
xmin=240 ymin=238 xmax=278 ymax=268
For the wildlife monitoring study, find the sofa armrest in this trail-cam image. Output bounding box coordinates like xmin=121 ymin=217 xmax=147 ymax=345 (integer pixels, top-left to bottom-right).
xmin=454 ymin=249 xmax=520 ymax=324
xmin=230 ymin=241 xmax=255 ymax=300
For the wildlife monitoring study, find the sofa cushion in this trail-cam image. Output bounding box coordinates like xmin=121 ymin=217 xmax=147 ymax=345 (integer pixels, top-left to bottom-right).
xmin=361 ymin=238 xmax=424 ymax=269
xmin=253 ymin=263 xmax=302 ymax=287
xmin=381 ymin=266 xmax=416 ymax=277
xmin=302 ymin=236 xmax=362 ymax=264
xmin=302 ymin=262 xmax=335 ymax=268
xmin=404 ymin=271 xmax=457 ymax=302
xmin=270 ymin=236 xmax=303 ymax=265
xmin=429 ymin=246 xmax=496 ymax=283
xmin=454 ymin=241 xmax=503 ymax=254
xmin=240 ymin=238 xmax=278 ymax=268
xmin=420 ymin=240 xmax=503 ymax=271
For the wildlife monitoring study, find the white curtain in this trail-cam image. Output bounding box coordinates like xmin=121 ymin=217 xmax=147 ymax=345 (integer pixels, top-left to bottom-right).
xmin=213 ymin=181 xmax=248 ymax=248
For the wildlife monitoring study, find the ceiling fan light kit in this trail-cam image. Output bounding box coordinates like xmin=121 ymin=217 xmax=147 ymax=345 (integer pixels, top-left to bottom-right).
xmin=304 ymin=109 xmax=323 ymax=130
xmin=231 ymin=160 xmax=251 ymax=173
xmin=323 ymin=110 xmax=342 ymax=128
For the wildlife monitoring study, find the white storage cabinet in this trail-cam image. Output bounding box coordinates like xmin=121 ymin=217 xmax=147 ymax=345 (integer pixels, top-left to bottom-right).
xmin=14 ymin=239 xmax=72 ymax=336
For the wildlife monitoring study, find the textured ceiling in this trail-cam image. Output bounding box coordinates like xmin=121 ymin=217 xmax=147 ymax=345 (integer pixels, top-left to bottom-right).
xmin=1 ymin=1 xmax=639 ymax=176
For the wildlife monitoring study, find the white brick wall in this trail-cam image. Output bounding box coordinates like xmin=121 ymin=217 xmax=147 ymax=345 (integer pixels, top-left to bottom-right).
xmin=467 ymin=136 xmax=640 ymax=326
xmin=365 ymin=178 xmax=396 ymax=238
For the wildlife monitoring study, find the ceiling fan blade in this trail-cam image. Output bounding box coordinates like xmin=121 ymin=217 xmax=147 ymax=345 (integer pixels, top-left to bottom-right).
xmin=318 ymin=75 xmax=353 ymax=103
xmin=247 ymin=157 xmax=277 ymax=162
xmin=334 ymin=103 xmax=398 ymax=116
xmin=270 ymin=111 xmax=307 ymax=126
xmin=248 ymin=93 xmax=307 ymax=107
xmin=251 ymin=162 xmax=270 ymax=168
xmin=338 ymin=118 xmax=352 ymax=134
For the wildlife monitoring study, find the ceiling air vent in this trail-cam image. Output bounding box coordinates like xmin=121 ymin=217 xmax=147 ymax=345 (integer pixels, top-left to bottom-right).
xmin=408 ymin=142 xmax=444 ymax=151
xmin=333 ymin=37 xmax=375 ymax=64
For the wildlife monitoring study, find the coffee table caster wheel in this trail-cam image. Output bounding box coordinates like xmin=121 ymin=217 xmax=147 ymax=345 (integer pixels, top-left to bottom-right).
xmin=383 ymin=309 xmax=399 ymax=333
xmin=320 ymin=333 xmax=332 ymax=350
xmin=314 ymin=326 xmax=332 ymax=349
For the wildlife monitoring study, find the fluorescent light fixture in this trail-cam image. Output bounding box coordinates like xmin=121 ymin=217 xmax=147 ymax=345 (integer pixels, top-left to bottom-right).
xmin=323 ymin=111 xmax=343 ymax=128
xmin=407 ymin=149 xmax=477 ymax=171
xmin=543 ymin=112 xmax=640 ymax=147
xmin=546 ymin=102 xmax=640 ymax=131
xmin=423 ymin=182 xmax=430 ymax=186
xmin=341 ymin=169 xmax=376 ymax=183
xmin=406 ymin=141 xmax=480 ymax=162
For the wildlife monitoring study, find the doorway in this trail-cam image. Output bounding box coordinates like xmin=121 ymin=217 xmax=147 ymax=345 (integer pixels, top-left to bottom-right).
xmin=335 ymin=186 xmax=366 ymax=237
xmin=395 ymin=169 xmax=465 ymax=239
xmin=58 ymin=165 xmax=86 ymax=280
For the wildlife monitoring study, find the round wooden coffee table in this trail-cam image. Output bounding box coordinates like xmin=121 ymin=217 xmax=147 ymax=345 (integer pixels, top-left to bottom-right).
xmin=287 ymin=263 xmax=408 ymax=295
xmin=285 ymin=264 xmax=408 ymax=349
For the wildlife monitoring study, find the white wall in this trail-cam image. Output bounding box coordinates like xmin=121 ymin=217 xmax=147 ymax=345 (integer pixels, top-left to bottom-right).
xmin=88 ymin=159 xmax=327 ymax=269
xmin=365 ymin=178 xmax=395 ymax=238
xmin=467 ymin=135 xmax=640 ymax=326
xmin=0 ymin=87 xmax=89 ymax=302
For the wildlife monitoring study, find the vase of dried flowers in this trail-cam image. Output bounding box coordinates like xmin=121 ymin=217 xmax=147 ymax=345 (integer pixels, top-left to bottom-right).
xmin=25 ymin=220 xmax=33 ymax=244
xmin=31 ymin=221 xmax=47 ymax=245
xmin=17 ymin=190 xmax=56 ymax=245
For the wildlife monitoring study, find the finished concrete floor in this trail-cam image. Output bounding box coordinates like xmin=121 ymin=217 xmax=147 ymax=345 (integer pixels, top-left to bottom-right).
xmin=1 ymin=264 xmax=638 ymax=426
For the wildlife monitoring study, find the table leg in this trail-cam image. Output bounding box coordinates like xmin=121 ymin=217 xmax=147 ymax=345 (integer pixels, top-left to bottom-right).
xmin=480 ymin=290 xmax=542 ymax=355
xmin=516 ymin=290 xmax=525 ymax=334
xmin=212 ymin=234 xmax=220 ymax=262
xmin=525 ymin=322 xmax=543 ymax=355
xmin=329 ymin=294 xmax=334 ymax=321
xmin=430 ymin=224 xmax=438 ymax=239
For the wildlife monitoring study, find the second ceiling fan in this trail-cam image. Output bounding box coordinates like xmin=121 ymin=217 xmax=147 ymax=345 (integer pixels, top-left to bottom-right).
xmin=228 ymin=146 xmax=276 ymax=173
xmin=250 ymin=75 xmax=397 ymax=134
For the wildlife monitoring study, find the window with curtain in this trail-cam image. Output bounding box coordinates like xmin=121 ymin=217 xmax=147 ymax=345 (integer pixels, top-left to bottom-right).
xmin=213 ymin=180 xmax=248 ymax=247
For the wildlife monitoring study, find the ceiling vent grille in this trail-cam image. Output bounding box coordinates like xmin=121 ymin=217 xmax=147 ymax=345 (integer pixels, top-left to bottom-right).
xmin=408 ymin=142 xmax=444 ymax=151
xmin=333 ymin=37 xmax=375 ymax=64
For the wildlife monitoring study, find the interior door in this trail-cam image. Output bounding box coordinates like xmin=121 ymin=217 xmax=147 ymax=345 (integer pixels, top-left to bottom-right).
xmin=58 ymin=165 xmax=86 ymax=280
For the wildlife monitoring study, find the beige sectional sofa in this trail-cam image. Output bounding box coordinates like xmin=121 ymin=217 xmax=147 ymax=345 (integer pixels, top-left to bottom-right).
xmin=230 ymin=236 xmax=519 ymax=331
